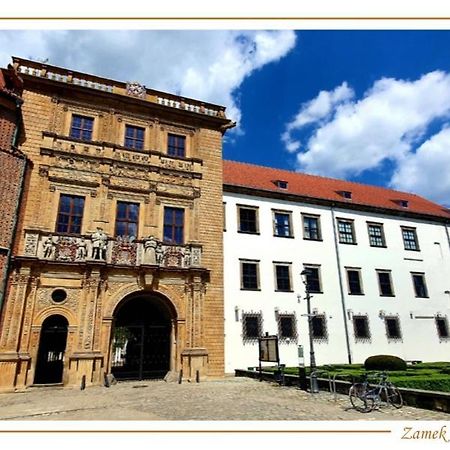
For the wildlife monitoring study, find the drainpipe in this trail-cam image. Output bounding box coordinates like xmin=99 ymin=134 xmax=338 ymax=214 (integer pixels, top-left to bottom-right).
xmin=330 ymin=205 xmax=352 ymax=364
xmin=445 ymin=222 xmax=450 ymax=251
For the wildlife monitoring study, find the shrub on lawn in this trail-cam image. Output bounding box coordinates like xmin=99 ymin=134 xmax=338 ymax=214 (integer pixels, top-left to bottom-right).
xmin=364 ymin=355 xmax=407 ymax=371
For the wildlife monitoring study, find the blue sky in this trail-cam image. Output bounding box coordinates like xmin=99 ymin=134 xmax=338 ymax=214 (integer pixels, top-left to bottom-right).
xmin=1 ymin=30 xmax=450 ymax=205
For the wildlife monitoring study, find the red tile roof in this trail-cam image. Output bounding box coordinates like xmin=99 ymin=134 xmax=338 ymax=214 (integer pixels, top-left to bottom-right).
xmin=223 ymin=160 xmax=450 ymax=220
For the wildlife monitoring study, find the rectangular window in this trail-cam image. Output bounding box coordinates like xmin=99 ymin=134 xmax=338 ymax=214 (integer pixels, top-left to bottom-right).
xmin=402 ymin=227 xmax=419 ymax=251
xmin=385 ymin=316 xmax=402 ymax=340
xmin=238 ymin=205 xmax=259 ymax=234
xmin=124 ymin=125 xmax=145 ymax=150
xmin=273 ymin=211 xmax=292 ymax=237
xmin=337 ymin=219 xmax=356 ymax=244
xmin=353 ymin=316 xmax=370 ymax=339
xmin=274 ymin=264 xmax=292 ymax=292
xmin=436 ymin=317 xmax=450 ymax=339
xmin=312 ymin=315 xmax=327 ymax=339
xmin=278 ymin=314 xmax=297 ymax=340
xmin=242 ymin=313 xmax=262 ymax=340
xmin=377 ymin=270 xmax=394 ymax=297
xmin=304 ymin=266 xmax=322 ymax=293
xmin=412 ymin=273 xmax=428 ymax=298
xmin=367 ymin=222 xmax=386 ymax=247
xmin=115 ymin=201 xmax=139 ymax=238
xmin=163 ymin=207 xmax=184 ymax=244
xmin=56 ymin=194 xmax=85 ymax=234
xmin=302 ymin=214 xmax=321 ymax=241
xmin=346 ymin=268 xmax=363 ymax=295
xmin=240 ymin=260 xmax=260 ymax=290
xmin=70 ymin=114 xmax=93 ymax=141
xmin=167 ymin=133 xmax=186 ymax=157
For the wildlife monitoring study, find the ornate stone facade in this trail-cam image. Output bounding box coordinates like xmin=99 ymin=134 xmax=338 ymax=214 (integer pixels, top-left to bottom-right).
xmin=0 ymin=57 xmax=234 ymax=391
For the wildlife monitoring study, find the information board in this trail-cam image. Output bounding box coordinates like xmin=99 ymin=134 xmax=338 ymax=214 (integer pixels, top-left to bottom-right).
xmin=259 ymin=335 xmax=279 ymax=363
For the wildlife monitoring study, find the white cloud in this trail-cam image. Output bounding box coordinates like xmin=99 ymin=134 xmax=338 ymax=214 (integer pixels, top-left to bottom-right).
xmin=281 ymin=82 xmax=354 ymax=153
xmin=390 ymin=127 xmax=450 ymax=206
xmin=0 ymin=30 xmax=296 ymax=126
xmin=282 ymin=72 xmax=450 ymax=188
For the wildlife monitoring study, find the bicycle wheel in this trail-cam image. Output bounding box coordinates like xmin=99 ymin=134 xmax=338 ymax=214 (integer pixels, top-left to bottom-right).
xmin=386 ymin=386 xmax=403 ymax=409
xmin=349 ymin=383 xmax=374 ymax=413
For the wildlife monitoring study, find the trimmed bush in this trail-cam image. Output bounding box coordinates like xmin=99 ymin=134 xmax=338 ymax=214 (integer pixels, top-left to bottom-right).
xmin=364 ymin=355 xmax=407 ymax=371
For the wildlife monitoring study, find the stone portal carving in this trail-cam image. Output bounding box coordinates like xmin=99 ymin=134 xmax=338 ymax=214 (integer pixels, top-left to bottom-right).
xmin=111 ymin=236 xmax=137 ymax=265
xmin=126 ymin=81 xmax=146 ymax=99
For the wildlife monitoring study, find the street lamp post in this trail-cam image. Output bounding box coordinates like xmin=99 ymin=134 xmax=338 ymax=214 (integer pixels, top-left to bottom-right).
xmin=300 ymin=269 xmax=319 ymax=393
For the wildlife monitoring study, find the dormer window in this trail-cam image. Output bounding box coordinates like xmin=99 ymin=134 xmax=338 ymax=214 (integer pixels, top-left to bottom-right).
xmin=399 ymin=200 xmax=409 ymax=208
xmin=274 ymin=180 xmax=288 ymax=190
xmin=338 ymin=190 xmax=352 ymax=200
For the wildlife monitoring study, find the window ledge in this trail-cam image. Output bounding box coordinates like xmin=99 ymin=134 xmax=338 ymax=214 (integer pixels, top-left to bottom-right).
xmin=303 ymin=238 xmax=323 ymax=242
xmin=275 ymin=289 xmax=294 ymax=293
xmin=240 ymin=288 xmax=261 ymax=291
xmin=415 ymin=296 xmax=429 ymax=299
xmin=237 ymin=230 xmax=260 ymax=235
xmin=380 ymin=294 xmax=396 ymax=297
xmin=370 ymin=244 xmax=387 ymax=248
xmin=339 ymin=241 xmax=358 ymax=245
xmin=348 ymin=292 xmax=365 ymax=296
xmin=273 ymin=234 xmax=295 ymax=239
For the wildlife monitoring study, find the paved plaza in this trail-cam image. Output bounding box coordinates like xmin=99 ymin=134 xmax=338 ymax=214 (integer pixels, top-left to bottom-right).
xmin=0 ymin=377 xmax=447 ymax=420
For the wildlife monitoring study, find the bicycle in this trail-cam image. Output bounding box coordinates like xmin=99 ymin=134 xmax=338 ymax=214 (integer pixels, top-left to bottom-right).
xmin=349 ymin=371 xmax=403 ymax=412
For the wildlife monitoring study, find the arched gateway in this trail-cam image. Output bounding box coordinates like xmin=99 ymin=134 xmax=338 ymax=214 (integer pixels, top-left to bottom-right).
xmin=111 ymin=293 xmax=175 ymax=380
xmin=34 ymin=315 xmax=69 ymax=385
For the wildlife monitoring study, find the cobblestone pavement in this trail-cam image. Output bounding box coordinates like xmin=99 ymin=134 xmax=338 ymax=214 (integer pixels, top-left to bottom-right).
xmin=0 ymin=377 xmax=447 ymax=420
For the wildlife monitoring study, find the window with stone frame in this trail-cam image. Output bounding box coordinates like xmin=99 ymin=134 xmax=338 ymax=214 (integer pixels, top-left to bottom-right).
xmin=277 ymin=313 xmax=298 ymax=341
xmin=346 ymin=268 xmax=364 ymax=295
xmin=311 ymin=314 xmax=328 ymax=340
xmin=70 ymin=114 xmax=94 ymax=141
xmin=240 ymin=260 xmax=260 ymax=290
xmin=273 ymin=210 xmax=293 ymax=237
xmin=384 ymin=316 xmax=402 ymax=340
xmin=274 ymin=263 xmax=292 ymax=292
xmin=337 ymin=219 xmax=356 ymax=244
xmin=302 ymin=214 xmax=322 ymax=241
xmin=412 ymin=272 xmax=429 ymax=298
xmin=303 ymin=265 xmax=322 ymax=293
xmin=401 ymin=226 xmax=420 ymax=251
xmin=56 ymin=194 xmax=85 ymax=234
xmin=163 ymin=206 xmax=184 ymax=244
xmin=124 ymin=124 xmax=145 ymax=150
xmin=436 ymin=316 xmax=450 ymax=340
xmin=377 ymin=270 xmax=395 ymax=297
xmin=167 ymin=133 xmax=186 ymax=157
xmin=242 ymin=312 xmax=263 ymax=342
xmin=115 ymin=201 xmax=139 ymax=238
xmin=237 ymin=205 xmax=259 ymax=234
xmin=367 ymin=222 xmax=386 ymax=247
xmin=353 ymin=315 xmax=371 ymax=340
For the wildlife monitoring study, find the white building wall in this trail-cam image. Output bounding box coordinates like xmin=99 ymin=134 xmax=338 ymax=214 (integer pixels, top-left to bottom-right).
xmin=224 ymin=192 xmax=450 ymax=373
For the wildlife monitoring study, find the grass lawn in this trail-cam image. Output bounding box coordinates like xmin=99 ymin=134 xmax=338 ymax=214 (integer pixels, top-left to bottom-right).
xmin=263 ymin=362 xmax=450 ymax=393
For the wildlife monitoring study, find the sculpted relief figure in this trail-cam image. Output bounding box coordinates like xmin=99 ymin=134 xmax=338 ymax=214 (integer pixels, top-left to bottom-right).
xmin=155 ymin=242 xmax=164 ymax=265
xmin=43 ymin=234 xmax=56 ymax=258
xmin=143 ymin=235 xmax=158 ymax=265
xmin=76 ymin=237 xmax=87 ymax=260
xmin=91 ymin=227 xmax=108 ymax=260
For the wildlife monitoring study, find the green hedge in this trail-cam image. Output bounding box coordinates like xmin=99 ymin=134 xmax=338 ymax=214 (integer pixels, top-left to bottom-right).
xmin=393 ymin=375 xmax=450 ymax=393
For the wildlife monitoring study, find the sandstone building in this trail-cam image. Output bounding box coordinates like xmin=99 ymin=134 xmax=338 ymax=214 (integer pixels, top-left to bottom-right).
xmin=0 ymin=57 xmax=234 ymax=390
